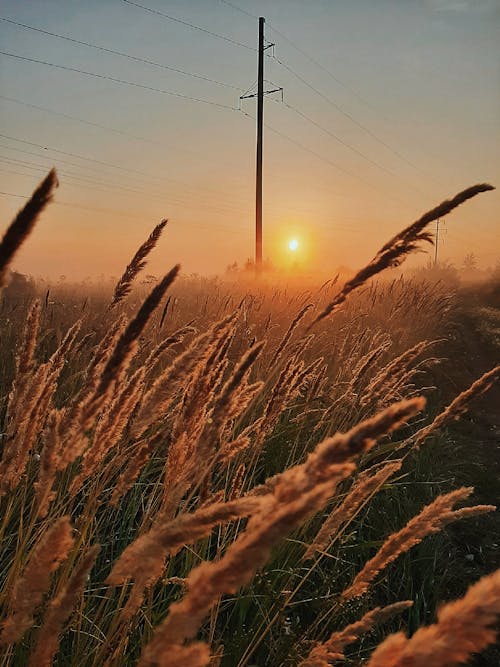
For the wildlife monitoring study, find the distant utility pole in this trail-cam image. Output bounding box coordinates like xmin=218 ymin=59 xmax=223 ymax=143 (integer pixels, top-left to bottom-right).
xmin=434 ymin=218 xmax=440 ymax=265
xmin=240 ymin=18 xmax=282 ymax=273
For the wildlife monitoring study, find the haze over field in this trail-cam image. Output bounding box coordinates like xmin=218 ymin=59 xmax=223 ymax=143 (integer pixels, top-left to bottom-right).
xmin=0 ymin=0 xmax=499 ymax=278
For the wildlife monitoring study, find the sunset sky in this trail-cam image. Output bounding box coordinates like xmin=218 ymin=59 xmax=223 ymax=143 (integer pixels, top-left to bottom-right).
xmin=0 ymin=0 xmax=499 ymax=279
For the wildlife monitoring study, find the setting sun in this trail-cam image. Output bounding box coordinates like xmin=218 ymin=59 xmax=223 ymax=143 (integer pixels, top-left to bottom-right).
xmin=288 ymin=238 xmax=299 ymax=252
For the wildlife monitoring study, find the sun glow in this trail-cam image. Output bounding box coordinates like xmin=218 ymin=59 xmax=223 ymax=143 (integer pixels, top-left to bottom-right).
xmin=288 ymin=238 xmax=299 ymax=252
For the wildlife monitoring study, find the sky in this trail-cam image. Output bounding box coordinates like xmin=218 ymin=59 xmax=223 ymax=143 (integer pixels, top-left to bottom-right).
xmin=0 ymin=0 xmax=499 ymax=279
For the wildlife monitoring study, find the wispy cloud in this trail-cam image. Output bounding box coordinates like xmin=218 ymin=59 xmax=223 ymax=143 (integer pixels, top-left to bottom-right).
xmin=425 ymin=0 xmax=498 ymax=12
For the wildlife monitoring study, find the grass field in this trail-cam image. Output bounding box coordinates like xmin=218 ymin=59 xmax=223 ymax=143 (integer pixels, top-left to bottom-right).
xmin=0 ymin=171 xmax=498 ymax=666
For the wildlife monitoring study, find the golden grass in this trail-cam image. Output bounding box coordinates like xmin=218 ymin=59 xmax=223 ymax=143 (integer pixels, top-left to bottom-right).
xmin=0 ymin=170 xmax=498 ymax=666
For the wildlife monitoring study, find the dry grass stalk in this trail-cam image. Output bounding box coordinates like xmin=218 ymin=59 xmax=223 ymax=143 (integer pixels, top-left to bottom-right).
xmin=274 ymin=303 xmax=313 ymax=363
xmin=0 ymin=301 xmax=41 ymax=491
xmin=360 ymin=340 xmax=434 ymax=406
xmin=366 ymin=568 xmax=500 ymax=667
xmin=228 ymin=463 xmax=246 ymax=500
xmin=143 ymin=323 xmax=197 ymax=372
xmin=108 ymin=495 xmax=266 ymax=584
xmin=300 ymin=399 xmax=423 ymax=493
xmin=342 ymin=487 xmax=496 ymax=599
xmin=28 ymin=545 xmax=100 ymax=667
xmin=299 ymin=600 xmax=413 ymax=666
xmin=137 ymin=399 xmax=424 ymax=665
xmin=303 ymin=460 xmax=402 ymax=560
xmin=83 ymin=265 xmax=180 ymax=428
xmin=0 ymin=311 xmax=79 ymax=495
xmin=138 ymin=481 xmax=346 ymax=667
xmin=134 ymin=311 xmax=238 ymax=438
xmin=252 ymin=352 xmax=306 ymax=452
xmin=0 ymin=516 xmax=74 ymax=645
xmin=70 ymin=367 xmax=146 ymax=497
xmin=310 ymin=184 xmax=494 ymax=327
xmin=171 ymin=323 xmax=238 ymax=442
xmin=34 ymin=409 xmax=63 ymax=517
xmin=217 ymin=433 xmax=252 ymax=463
xmin=107 ymin=495 xmax=267 ymax=621
xmin=0 ymin=169 xmax=58 ymax=287
xmin=109 ymin=440 xmax=153 ymax=506
xmin=54 ymin=317 xmax=128 ymax=470
xmin=12 ymin=299 xmax=41 ymax=395
xmin=110 ymin=218 xmax=168 ymax=307
xmin=349 ymin=338 xmax=392 ymax=392
xmin=197 ymin=342 xmax=265 ymax=464
xmin=412 ymin=364 xmax=500 ymax=448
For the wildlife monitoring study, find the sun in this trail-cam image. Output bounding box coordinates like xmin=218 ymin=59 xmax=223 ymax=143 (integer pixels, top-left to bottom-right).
xmin=288 ymin=238 xmax=299 ymax=252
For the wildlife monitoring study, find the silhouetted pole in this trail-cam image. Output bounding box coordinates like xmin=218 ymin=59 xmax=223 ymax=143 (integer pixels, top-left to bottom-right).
xmin=434 ymin=218 xmax=440 ymax=265
xmin=241 ymin=19 xmax=280 ymax=271
xmin=255 ymin=17 xmax=264 ymax=272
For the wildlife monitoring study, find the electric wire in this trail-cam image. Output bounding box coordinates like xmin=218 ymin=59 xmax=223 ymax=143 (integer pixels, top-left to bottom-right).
xmin=218 ymin=0 xmax=433 ymax=185
xmin=0 ymin=176 xmax=248 ymax=234
xmin=0 ymin=143 xmax=248 ymax=206
xmin=271 ymin=53 xmax=423 ymax=173
xmin=219 ymin=0 xmax=423 ymax=172
xmin=0 ymin=16 xmax=243 ymax=90
xmin=0 ymin=97 xmax=253 ymax=198
xmin=0 ymin=132 xmax=213 ymax=181
xmin=122 ymin=0 xmax=255 ymax=51
xmin=0 ymin=157 xmax=254 ymax=217
xmin=238 ymin=108 xmax=411 ymax=210
xmin=275 ymin=99 xmax=427 ymax=195
xmin=219 ymin=0 xmax=258 ymax=20
xmin=266 ymin=21 xmax=390 ymax=117
xmin=0 ymin=50 xmax=239 ymax=111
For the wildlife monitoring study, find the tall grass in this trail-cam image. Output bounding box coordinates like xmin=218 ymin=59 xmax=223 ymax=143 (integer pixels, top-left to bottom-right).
xmin=0 ymin=171 xmax=498 ymax=666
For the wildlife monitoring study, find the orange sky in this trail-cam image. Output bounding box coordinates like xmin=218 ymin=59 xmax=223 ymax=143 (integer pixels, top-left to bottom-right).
xmin=0 ymin=0 xmax=499 ymax=279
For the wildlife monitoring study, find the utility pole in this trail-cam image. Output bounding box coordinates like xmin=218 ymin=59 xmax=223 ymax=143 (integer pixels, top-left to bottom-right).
xmin=240 ymin=19 xmax=281 ymax=274
xmin=434 ymin=218 xmax=440 ymax=265
xmin=255 ymin=16 xmax=264 ymax=272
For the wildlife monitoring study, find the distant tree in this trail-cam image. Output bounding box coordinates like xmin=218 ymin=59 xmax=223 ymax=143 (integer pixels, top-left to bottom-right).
xmin=462 ymin=253 xmax=478 ymax=272
xmin=491 ymin=259 xmax=500 ymax=282
xmin=3 ymin=271 xmax=36 ymax=301
xmin=413 ymin=260 xmax=459 ymax=287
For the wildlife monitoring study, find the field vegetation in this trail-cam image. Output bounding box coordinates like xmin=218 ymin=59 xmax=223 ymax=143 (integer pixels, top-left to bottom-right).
xmin=0 ymin=170 xmax=498 ymax=666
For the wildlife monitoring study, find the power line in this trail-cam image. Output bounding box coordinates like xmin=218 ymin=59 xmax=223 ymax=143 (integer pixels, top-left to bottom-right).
xmin=0 ymin=94 xmax=185 ymax=154
xmin=0 ymin=156 xmax=173 ymax=199
xmin=0 ymin=131 xmax=183 ymax=179
xmin=276 ymin=99 xmax=426 ymax=195
xmin=0 ymin=16 xmax=242 ymax=91
xmin=0 ymin=135 xmax=349 ymax=221
xmin=219 ymin=1 xmax=438 ymax=188
xmin=219 ymin=1 xmax=393 ymax=122
xmin=219 ymin=0 xmax=257 ymax=20
xmin=0 ymin=156 xmax=254 ymax=216
xmin=271 ymin=53 xmax=423 ymax=174
xmin=239 ymin=109 xmax=413 ymax=210
xmin=266 ymin=22 xmax=388 ymax=116
xmin=0 ymin=186 xmax=248 ymax=234
xmin=0 ymin=96 xmax=251 ymax=194
xmin=0 ymin=50 xmax=238 ymax=111
xmin=122 ymin=0 xmax=255 ymax=51
xmin=238 ymin=108 xmax=372 ymax=188
xmin=0 ymin=186 xmax=378 ymax=241
xmin=0 ymin=146 xmax=355 ymax=223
